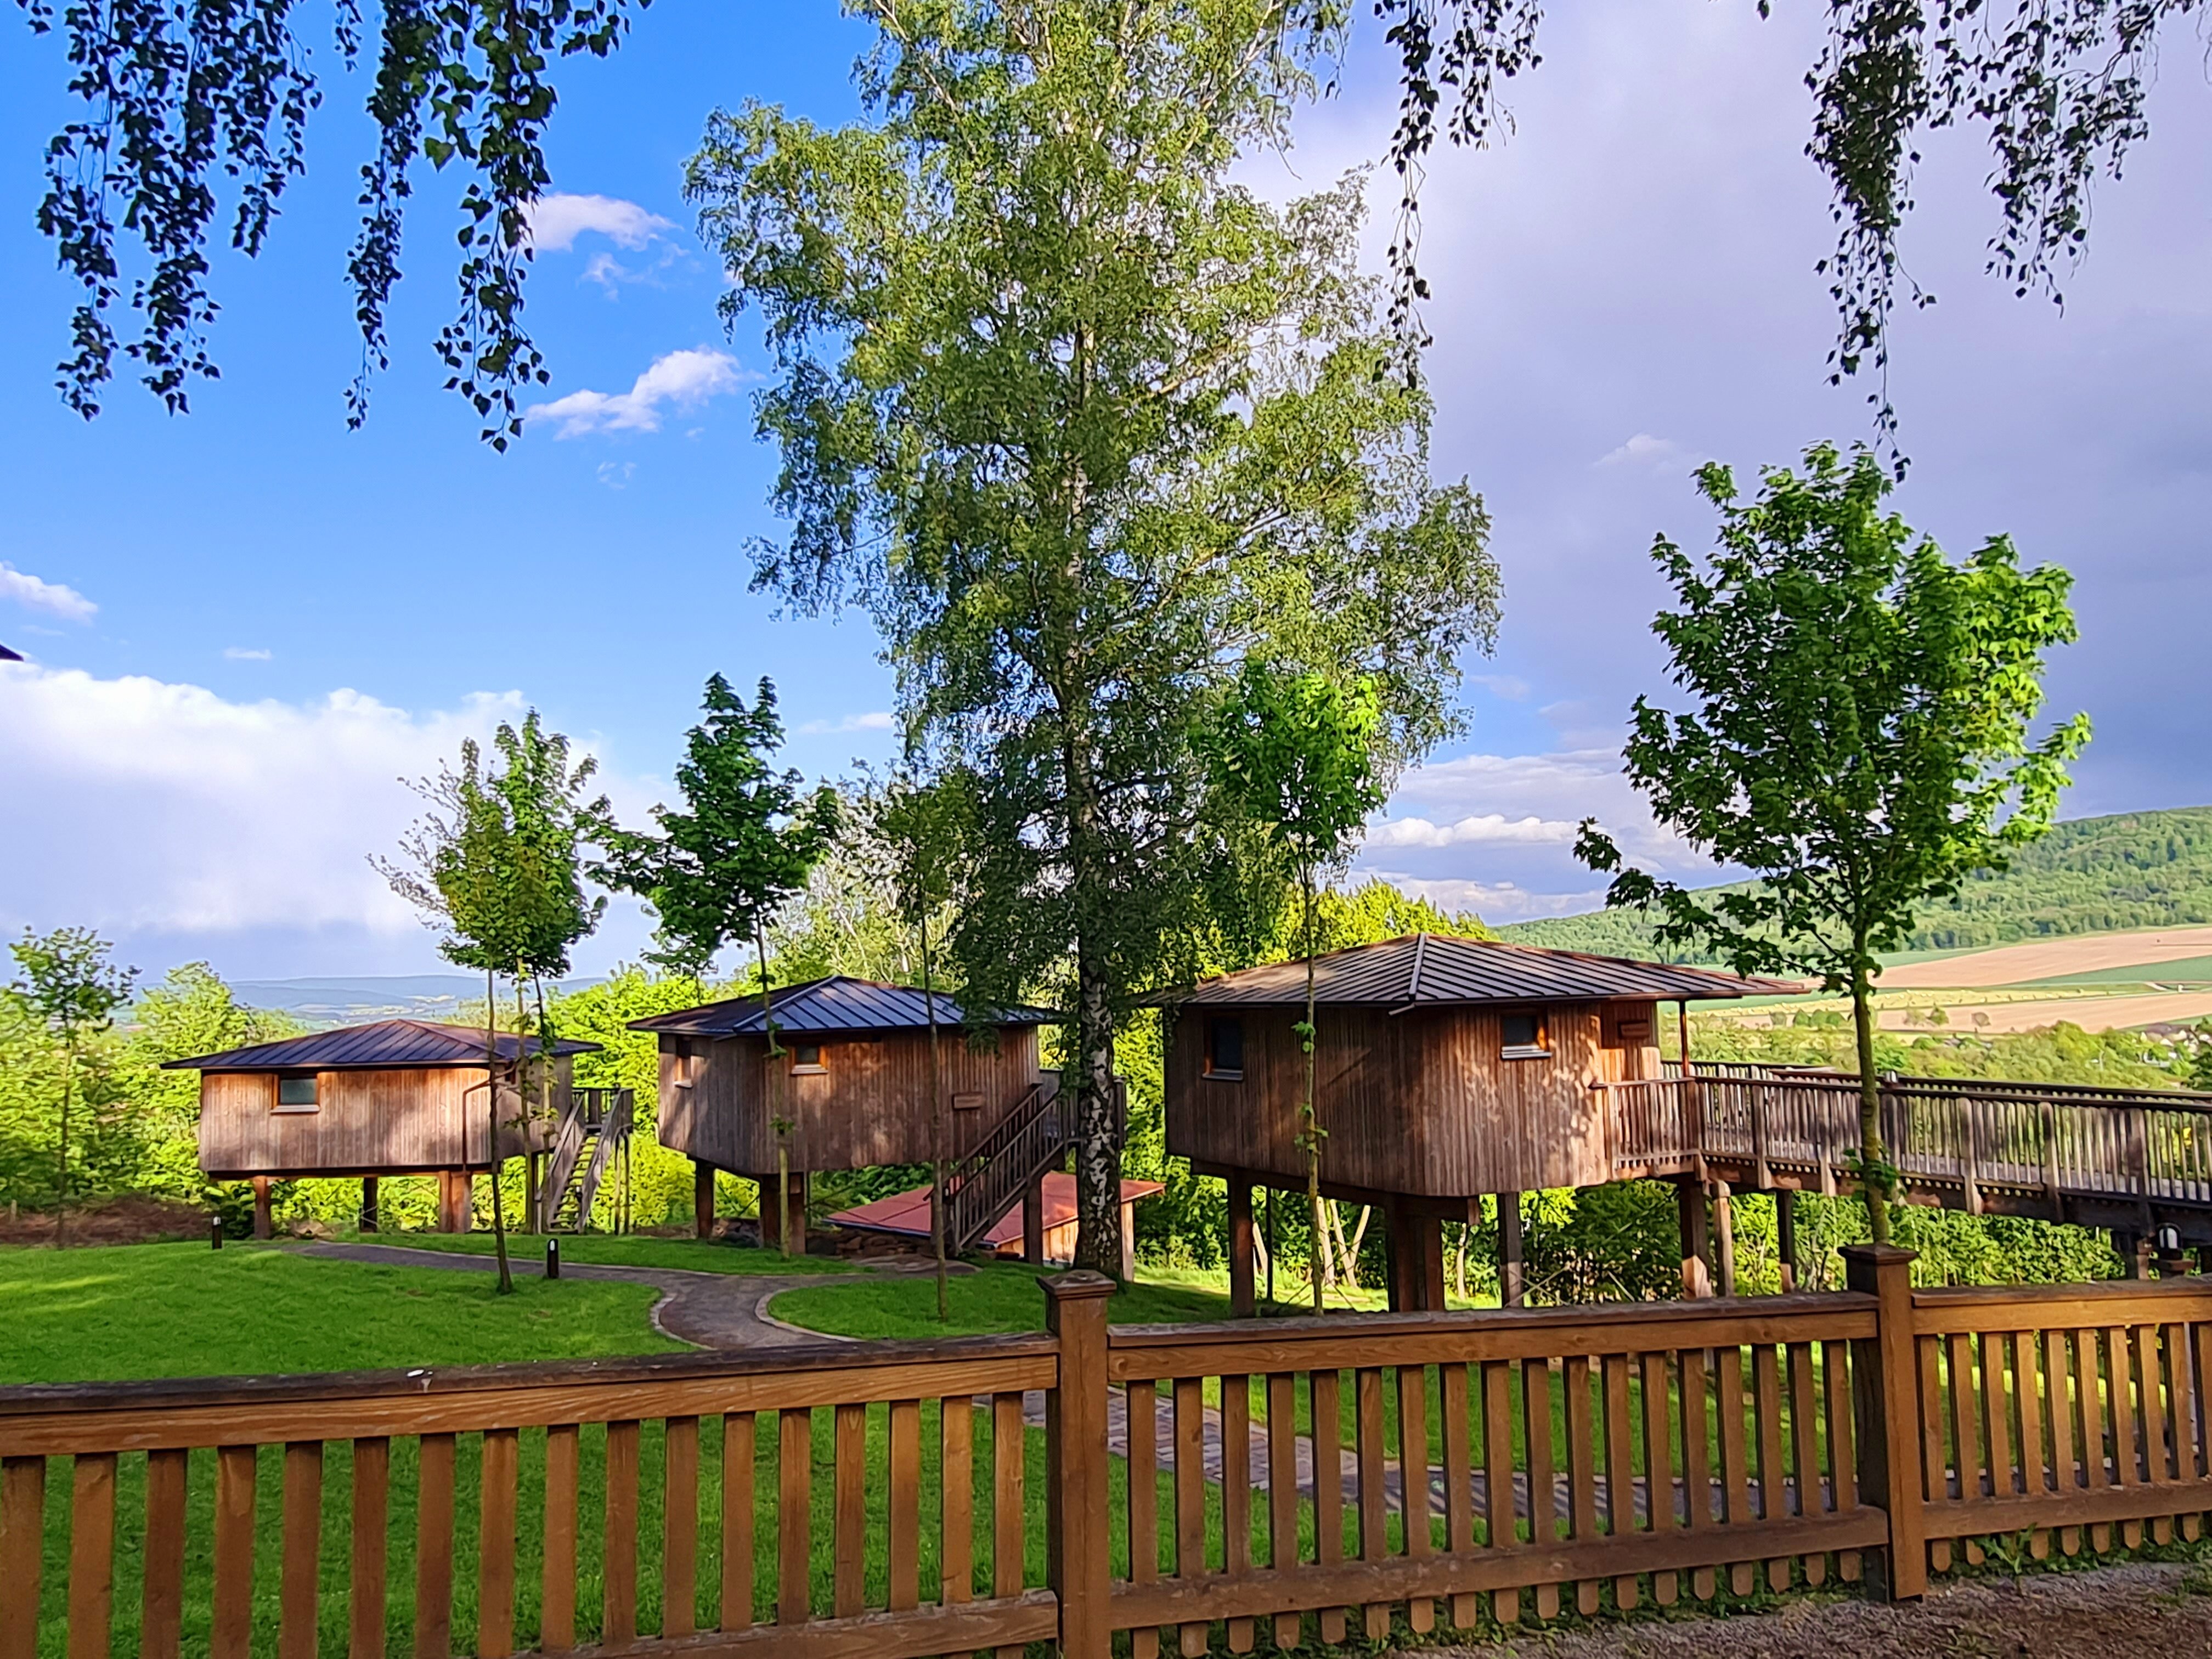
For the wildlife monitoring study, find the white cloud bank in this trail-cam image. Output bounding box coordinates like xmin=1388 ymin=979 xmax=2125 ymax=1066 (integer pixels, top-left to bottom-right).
xmin=1 ymin=563 xmax=97 ymax=623
xmin=524 ymin=193 xmax=674 ymax=252
xmin=1363 ymin=812 xmax=1577 ymax=849
xmin=527 ymin=348 xmax=746 ymax=437
xmin=0 ymin=663 xmax=661 ymax=964
xmin=223 ymin=646 xmax=272 ymax=662
xmin=799 ymin=711 xmax=895 ymax=736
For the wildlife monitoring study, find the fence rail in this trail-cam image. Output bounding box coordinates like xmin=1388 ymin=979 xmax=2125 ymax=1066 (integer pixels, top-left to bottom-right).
xmin=10 ymin=1261 xmax=2212 ymax=1658
xmin=1606 ymin=1070 xmax=2212 ymax=1214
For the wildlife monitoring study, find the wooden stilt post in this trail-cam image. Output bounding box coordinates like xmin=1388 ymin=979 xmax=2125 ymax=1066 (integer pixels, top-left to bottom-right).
xmin=1497 ymin=1191 xmax=1526 ymax=1308
xmin=1418 ymin=1214 xmax=1447 ymax=1311
xmin=251 ymin=1177 xmax=273 ymax=1241
xmin=1120 ymin=1196 xmax=1137 ymax=1284
xmin=755 ymin=1173 xmax=780 ymax=1251
xmin=1023 ymin=1172 xmax=1046 ymax=1266
xmin=360 ymin=1176 xmax=379 ymax=1234
xmin=1776 ymin=1187 xmax=1797 ymax=1293
xmin=693 ymin=1160 xmax=716 ymax=1241
xmin=1228 ymin=1173 xmax=1256 ymax=1317
xmin=788 ymin=1172 xmax=808 ymax=1257
xmin=1713 ymin=1178 xmax=1737 ymax=1297
xmin=1384 ymin=1198 xmax=1420 ymax=1312
xmin=1677 ymin=1177 xmax=1711 ymax=1298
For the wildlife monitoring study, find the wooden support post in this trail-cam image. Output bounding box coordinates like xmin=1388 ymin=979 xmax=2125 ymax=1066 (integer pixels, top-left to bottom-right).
xmin=754 ymin=1173 xmax=780 ymax=1250
xmin=1042 ymin=1271 xmax=1114 ymax=1659
xmin=251 ymin=1177 xmax=273 ymax=1241
xmin=693 ymin=1160 xmax=716 ymax=1241
xmin=787 ymin=1172 xmax=808 ymax=1258
xmin=1385 ymin=1198 xmax=1421 ymax=1312
xmin=1120 ymin=1197 xmax=1137 ymax=1284
xmin=2118 ymin=1231 xmax=2153 ymax=1280
xmin=437 ymin=1171 xmax=471 ymax=1234
xmin=1227 ymin=1174 xmax=1256 ymax=1317
xmin=360 ymin=1177 xmax=379 ymax=1235
xmin=1418 ymin=1213 xmax=1447 ymax=1311
xmin=1677 ymin=1178 xmax=1711 ymax=1299
xmin=1842 ymin=1243 xmax=1925 ymax=1601
xmin=1713 ymin=1179 xmax=1737 ymax=1297
xmin=1497 ymin=1192 xmax=1526 ymax=1309
xmin=1775 ymin=1187 xmax=1797 ymax=1293
xmin=1022 ymin=1172 xmax=1046 ymax=1266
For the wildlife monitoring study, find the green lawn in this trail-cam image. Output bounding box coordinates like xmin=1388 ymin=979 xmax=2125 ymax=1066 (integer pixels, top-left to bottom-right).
xmin=0 ymin=1243 xmax=685 ymax=1385
xmin=356 ymin=1232 xmax=861 ymax=1276
xmin=765 ymin=1258 xmax=1239 ymax=1336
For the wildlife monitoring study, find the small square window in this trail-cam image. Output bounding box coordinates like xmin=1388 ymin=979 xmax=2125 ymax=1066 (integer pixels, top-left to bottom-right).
xmin=791 ymin=1042 xmax=827 ymax=1075
xmin=1205 ymin=1018 xmax=1244 ymax=1080
xmin=1501 ymin=1013 xmax=1550 ymax=1060
xmin=274 ymin=1074 xmax=319 ymax=1111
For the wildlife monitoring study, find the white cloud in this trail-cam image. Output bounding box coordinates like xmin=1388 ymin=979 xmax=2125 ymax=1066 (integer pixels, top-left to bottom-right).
xmin=1 ymin=563 xmax=97 ymax=623
xmin=1363 ymin=812 xmax=1577 ymax=848
xmin=1358 ymin=871 xmax=1607 ymax=923
xmin=524 ymin=193 xmax=674 ymax=253
xmin=597 ymin=461 xmax=636 ymax=490
xmin=0 ymin=665 xmax=661 ymax=951
xmin=223 ymin=647 xmax=272 ymax=662
xmin=1468 ymin=673 xmax=1532 ymax=701
xmin=799 ymin=711 xmax=896 ymax=736
xmin=527 ymin=348 xmax=747 ymax=438
xmin=1596 ymin=432 xmax=1691 ymax=471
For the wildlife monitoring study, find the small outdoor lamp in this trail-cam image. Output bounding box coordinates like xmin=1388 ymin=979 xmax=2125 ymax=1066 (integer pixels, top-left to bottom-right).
xmin=545 ymin=1238 xmax=561 ymax=1280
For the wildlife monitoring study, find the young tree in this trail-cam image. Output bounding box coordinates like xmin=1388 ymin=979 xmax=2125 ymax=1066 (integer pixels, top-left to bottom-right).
xmin=1576 ymin=444 xmax=2091 ymax=1243
xmin=1210 ymin=663 xmax=1387 ymax=1309
xmin=873 ymin=770 xmax=968 ymax=1320
xmin=693 ymin=0 xmax=1502 ymax=1276
xmin=592 ymin=675 xmax=837 ymax=1253
xmin=7 ymin=927 xmax=138 ymax=1242
xmin=380 ymin=712 xmax=607 ymax=1290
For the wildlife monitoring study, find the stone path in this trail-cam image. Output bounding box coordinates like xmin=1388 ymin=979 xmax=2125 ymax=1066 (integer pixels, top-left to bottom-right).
xmin=301 ymin=1242 xmax=905 ymax=1350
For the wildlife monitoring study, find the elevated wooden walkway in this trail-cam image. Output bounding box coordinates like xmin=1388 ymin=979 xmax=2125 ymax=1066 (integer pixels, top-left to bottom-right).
xmin=1600 ymin=1063 xmax=2212 ymax=1243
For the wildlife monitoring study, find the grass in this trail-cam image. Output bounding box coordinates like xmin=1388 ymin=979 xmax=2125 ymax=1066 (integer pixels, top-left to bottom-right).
xmin=2012 ymin=952 xmax=2212 ymax=989
xmin=0 ymin=1242 xmax=685 ymax=1385
xmin=356 ymin=1232 xmax=861 ymax=1276
xmin=765 ymin=1257 xmax=1240 ymax=1337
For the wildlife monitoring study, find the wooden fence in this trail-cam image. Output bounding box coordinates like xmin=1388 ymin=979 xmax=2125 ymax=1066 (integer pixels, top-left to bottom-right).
xmin=12 ymin=1258 xmax=2212 ymax=1659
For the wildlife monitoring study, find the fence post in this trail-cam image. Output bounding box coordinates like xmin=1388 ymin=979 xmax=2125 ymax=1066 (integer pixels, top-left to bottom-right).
xmin=1042 ymin=1270 xmax=1115 ymax=1659
xmin=1842 ymin=1243 xmax=1923 ymax=1602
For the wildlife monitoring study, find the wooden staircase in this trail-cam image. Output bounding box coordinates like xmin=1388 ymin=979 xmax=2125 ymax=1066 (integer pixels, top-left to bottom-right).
xmin=942 ymin=1079 xmax=1068 ymax=1254
xmin=534 ymin=1086 xmax=634 ymax=1232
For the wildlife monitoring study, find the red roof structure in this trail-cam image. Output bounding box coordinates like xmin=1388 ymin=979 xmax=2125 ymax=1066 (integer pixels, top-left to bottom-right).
xmin=829 ymin=1170 xmax=1163 ymax=1251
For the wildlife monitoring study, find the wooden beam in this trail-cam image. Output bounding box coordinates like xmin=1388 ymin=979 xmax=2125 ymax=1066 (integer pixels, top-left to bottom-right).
xmin=1022 ymin=1175 xmax=1045 ymax=1267
xmin=1775 ymin=1188 xmax=1797 ymax=1294
xmin=360 ymin=1177 xmax=379 ymax=1235
xmin=252 ymin=1178 xmax=273 ymax=1242
xmin=1227 ymin=1175 xmax=1255 ymax=1318
xmin=695 ymin=1161 xmax=717 ymax=1242
xmin=1497 ymin=1193 xmax=1526 ymax=1310
xmin=1713 ymin=1180 xmax=1737 ymax=1298
xmin=1676 ymin=1180 xmax=1711 ymax=1299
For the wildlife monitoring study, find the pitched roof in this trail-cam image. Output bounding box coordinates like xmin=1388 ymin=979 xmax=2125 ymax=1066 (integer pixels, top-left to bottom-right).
xmin=628 ymin=975 xmax=1060 ymax=1038
xmin=1144 ymin=933 xmax=1800 ymax=1008
xmin=162 ymin=1019 xmax=601 ymax=1071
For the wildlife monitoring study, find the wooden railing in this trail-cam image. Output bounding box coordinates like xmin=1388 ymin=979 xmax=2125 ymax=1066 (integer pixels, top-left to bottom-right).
xmin=943 ymin=1079 xmax=1065 ymax=1254
xmin=534 ymin=1089 xmax=634 ymax=1233
xmin=1604 ymin=1069 xmax=2212 ymax=1213
xmin=16 ymin=1258 xmax=2212 ymax=1656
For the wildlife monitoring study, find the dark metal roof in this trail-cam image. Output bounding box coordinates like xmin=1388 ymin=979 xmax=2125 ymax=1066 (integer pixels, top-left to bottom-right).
xmin=162 ymin=1019 xmax=601 ymax=1071
xmin=0 ymin=644 xmax=22 ymax=663
xmin=1144 ymin=934 xmax=1801 ymax=1008
xmin=629 ymin=975 xmax=1059 ymax=1037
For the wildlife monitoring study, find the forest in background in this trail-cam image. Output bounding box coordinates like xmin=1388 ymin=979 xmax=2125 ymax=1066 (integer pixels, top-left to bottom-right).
xmin=1505 ymin=806 xmax=2212 ymax=962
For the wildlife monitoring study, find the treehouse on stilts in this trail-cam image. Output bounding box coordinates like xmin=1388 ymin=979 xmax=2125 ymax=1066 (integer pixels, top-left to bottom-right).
xmin=1150 ymin=933 xmax=1798 ymax=1312
xmin=629 ymin=976 xmax=1117 ymax=1261
xmin=166 ymin=1019 xmax=619 ymax=1239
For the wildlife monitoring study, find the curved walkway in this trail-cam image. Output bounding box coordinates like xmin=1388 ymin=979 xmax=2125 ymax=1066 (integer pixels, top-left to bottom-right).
xmin=300 ymin=1241 xmax=892 ymax=1350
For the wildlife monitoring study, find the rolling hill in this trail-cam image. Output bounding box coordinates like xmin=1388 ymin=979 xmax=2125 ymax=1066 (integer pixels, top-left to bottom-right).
xmin=1500 ymin=805 xmax=2212 ymax=964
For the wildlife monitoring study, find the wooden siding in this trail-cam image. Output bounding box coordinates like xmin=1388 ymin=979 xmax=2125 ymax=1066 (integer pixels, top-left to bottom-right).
xmin=654 ymin=1027 xmax=1043 ymax=1173
xmin=197 ymin=1062 xmax=557 ymax=1177
xmin=1165 ymin=1002 xmax=1664 ymax=1198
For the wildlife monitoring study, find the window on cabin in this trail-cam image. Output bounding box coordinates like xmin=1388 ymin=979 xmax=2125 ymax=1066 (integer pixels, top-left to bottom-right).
xmin=1204 ymin=1018 xmax=1244 ymax=1080
xmin=792 ymin=1042 xmax=827 ymax=1075
xmin=1501 ymin=1012 xmax=1551 ymax=1060
xmin=274 ymin=1074 xmax=319 ymax=1111
xmin=670 ymin=1042 xmax=695 ymax=1089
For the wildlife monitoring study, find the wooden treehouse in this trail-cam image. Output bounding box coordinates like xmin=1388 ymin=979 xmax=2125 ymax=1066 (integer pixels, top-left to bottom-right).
xmin=1151 ymin=933 xmax=1798 ymax=1312
xmin=1158 ymin=933 xmax=2212 ymax=1313
xmin=167 ymin=1019 xmax=630 ymax=1238
xmin=631 ymin=975 xmax=1111 ymax=1259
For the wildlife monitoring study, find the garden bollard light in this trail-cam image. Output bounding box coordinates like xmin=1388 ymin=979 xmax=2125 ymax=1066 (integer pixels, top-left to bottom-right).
xmin=546 ymin=1238 xmax=561 ymax=1280
xmin=210 ymin=1216 xmax=223 ymax=1250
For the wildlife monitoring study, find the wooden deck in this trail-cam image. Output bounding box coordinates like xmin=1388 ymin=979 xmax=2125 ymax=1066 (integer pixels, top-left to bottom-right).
xmin=1602 ymin=1065 xmax=2212 ymax=1240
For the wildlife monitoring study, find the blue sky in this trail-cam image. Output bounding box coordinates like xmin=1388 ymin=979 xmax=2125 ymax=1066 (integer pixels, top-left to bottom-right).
xmin=2 ymin=2 xmax=2207 ymax=981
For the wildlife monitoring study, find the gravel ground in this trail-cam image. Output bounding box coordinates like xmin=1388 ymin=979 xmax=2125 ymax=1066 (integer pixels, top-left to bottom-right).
xmin=1397 ymin=1563 xmax=2212 ymax=1659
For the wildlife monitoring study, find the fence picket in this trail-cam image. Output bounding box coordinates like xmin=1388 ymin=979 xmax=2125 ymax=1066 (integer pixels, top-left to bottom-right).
xmin=142 ymin=1448 xmax=189 ymax=1659
xmin=542 ymin=1425 xmax=578 ymax=1650
xmin=478 ymin=1428 xmax=518 ymax=1657
xmin=211 ymin=1443 xmax=256 ymax=1659
xmin=659 ymin=1417 xmax=696 ymax=1640
xmin=66 ymin=1453 xmax=116 ymax=1659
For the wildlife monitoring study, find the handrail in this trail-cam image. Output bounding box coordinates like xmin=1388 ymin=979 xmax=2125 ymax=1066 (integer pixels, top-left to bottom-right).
xmin=944 ymin=1079 xmax=1068 ymax=1253
xmin=569 ymin=1090 xmax=634 ymax=1228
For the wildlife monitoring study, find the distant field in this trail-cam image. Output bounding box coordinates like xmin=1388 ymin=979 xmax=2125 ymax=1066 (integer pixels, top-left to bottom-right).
xmin=2013 ymin=952 xmax=2212 ymax=988
xmin=1872 ymin=990 xmax=2212 ymax=1035
xmin=1876 ymin=927 xmax=2212 ymax=989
